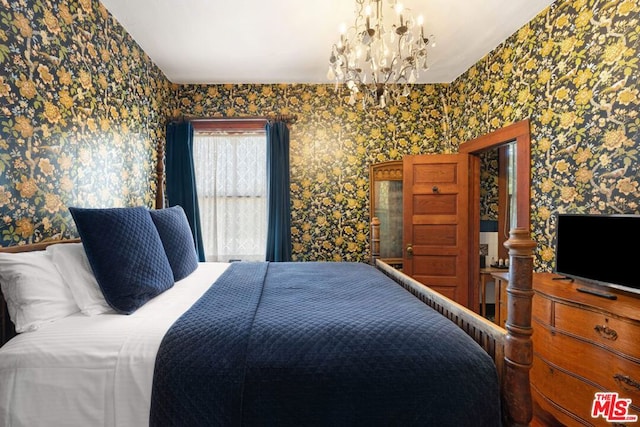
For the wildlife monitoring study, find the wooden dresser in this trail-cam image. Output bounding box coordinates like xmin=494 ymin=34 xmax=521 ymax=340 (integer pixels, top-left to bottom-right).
xmin=532 ymin=273 xmax=640 ymax=426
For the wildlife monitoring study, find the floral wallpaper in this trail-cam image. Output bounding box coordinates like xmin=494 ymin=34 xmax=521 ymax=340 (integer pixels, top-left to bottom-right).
xmin=0 ymin=0 xmax=171 ymax=245
xmin=449 ymin=0 xmax=639 ymax=270
xmin=480 ymin=150 xmax=499 ymax=221
xmin=1 ymin=0 xmax=638 ymax=272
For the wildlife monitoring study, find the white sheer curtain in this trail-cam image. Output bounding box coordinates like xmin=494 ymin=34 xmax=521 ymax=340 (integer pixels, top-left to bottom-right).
xmin=193 ymin=132 xmax=267 ymax=262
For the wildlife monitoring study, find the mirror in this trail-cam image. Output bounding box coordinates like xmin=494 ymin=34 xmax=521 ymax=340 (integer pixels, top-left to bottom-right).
xmin=369 ymin=161 xmax=403 ymax=269
xmin=479 ymin=142 xmax=518 ymax=266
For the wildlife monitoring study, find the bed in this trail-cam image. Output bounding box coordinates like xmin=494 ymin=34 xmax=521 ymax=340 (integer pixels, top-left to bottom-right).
xmin=0 ymin=206 xmax=535 ymax=427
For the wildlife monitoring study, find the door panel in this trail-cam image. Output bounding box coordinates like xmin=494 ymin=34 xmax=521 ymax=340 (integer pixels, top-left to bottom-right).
xmin=413 ymin=194 xmax=458 ymax=215
xmin=413 ymin=224 xmax=457 ymax=246
xmin=412 ymin=256 xmax=457 ymax=276
xmin=403 ymin=154 xmax=471 ymax=307
xmin=413 ymin=163 xmax=458 ymax=183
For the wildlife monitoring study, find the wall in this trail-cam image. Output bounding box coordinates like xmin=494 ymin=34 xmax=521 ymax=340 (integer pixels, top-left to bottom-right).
xmin=172 ymin=84 xmax=450 ymax=261
xmin=1 ymin=0 xmax=638 ymax=270
xmin=449 ymin=0 xmax=639 ymax=270
xmin=480 ymin=150 xmax=499 ymax=221
xmin=0 ymin=0 xmax=171 ymax=245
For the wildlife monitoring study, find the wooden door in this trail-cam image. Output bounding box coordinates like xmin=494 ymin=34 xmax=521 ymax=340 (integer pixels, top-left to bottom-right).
xmin=402 ymin=154 xmax=471 ymax=307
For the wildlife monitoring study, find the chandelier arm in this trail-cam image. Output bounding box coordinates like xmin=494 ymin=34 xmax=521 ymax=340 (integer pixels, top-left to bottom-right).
xmin=396 ymin=33 xmax=410 ymax=80
xmin=383 ymin=52 xmax=404 ymax=85
xmin=382 ymin=69 xmax=394 ymax=85
xmin=353 ymin=0 xmax=367 ymax=36
xmin=395 ymin=61 xmax=415 ymax=83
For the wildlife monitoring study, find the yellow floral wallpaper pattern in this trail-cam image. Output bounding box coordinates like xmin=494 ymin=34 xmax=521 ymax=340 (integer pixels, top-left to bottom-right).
xmin=0 ymin=0 xmax=171 ymax=244
xmin=0 ymin=0 xmax=638 ymax=272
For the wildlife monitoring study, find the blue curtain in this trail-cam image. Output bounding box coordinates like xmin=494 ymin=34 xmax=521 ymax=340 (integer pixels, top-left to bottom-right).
xmin=265 ymin=121 xmax=292 ymax=262
xmin=165 ymin=121 xmax=206 ymax=261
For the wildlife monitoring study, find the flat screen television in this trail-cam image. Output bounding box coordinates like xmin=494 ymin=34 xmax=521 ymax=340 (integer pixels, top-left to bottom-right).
xmin=555 ymin=213 xmax=640 ymax=296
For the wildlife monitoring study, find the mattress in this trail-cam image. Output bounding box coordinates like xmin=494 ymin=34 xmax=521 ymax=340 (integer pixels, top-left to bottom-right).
xmin=0 ymin=262 xmax=230 ymax=427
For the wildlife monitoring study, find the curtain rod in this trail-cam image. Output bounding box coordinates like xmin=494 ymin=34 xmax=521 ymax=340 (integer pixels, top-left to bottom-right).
xmin=266 ymin=114 xmax=298 ymax=124
xmin=182 ymin=114 xmax=298 ymax=124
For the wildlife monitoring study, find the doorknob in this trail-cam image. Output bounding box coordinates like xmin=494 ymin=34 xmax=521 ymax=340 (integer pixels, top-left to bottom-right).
xmin=406 ymin=244 xmax=413 ymax=256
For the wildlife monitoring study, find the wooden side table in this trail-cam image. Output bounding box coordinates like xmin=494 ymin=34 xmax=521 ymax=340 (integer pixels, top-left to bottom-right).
xmin=479 ymin=267 xmax=506 ymax=317
xmin=491 ymin=271 xmax=509 ymax=328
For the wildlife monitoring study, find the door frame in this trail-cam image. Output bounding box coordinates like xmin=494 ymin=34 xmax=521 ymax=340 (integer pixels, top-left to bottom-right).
xmin=458 ymin=119 xmax=531 ymax=312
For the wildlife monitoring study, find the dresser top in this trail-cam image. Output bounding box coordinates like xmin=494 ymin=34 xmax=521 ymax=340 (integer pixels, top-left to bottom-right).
xmin=534 ymin=272 xmax=640 ymax=323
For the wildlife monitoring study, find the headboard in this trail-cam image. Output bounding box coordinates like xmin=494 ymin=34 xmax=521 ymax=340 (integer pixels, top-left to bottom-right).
xmin=0 ymin=239 xmax=81 ymax=347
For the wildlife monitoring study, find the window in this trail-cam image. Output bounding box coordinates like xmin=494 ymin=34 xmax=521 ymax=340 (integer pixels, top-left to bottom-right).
xmin=192 ymin=120 xmax=267 ymax=262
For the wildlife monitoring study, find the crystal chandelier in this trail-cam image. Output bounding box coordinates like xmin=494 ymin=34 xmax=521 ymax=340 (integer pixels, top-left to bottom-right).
xmin=327 ymin=0 xmax=434 ymax=108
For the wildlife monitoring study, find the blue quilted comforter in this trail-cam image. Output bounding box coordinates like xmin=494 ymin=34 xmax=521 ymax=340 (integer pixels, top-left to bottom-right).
xmin=150 ymin=262 xmax=500 ymax=426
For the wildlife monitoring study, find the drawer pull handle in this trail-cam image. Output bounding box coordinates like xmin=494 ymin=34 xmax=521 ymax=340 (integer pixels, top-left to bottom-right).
xmin=593 ymin=325 xmax=618 ymax=341
xmin=594 ymin=324 xmax=618 ymax=340
xmin=614 ymin=374 xmax=640 ymax=392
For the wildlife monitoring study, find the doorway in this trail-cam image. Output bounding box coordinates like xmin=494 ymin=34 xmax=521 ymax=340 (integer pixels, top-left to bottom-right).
xmin=458 ymin=119 xmax=531 ymax=314
xmin=369 ymin=119 xmax=531 ymax=314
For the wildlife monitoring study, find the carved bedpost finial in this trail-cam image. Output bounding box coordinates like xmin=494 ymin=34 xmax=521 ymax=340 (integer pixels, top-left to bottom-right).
xmin=502 ymin=227 xmax=536 ymax=427
xmin=370 ymin=216 xmax=381 ymax=265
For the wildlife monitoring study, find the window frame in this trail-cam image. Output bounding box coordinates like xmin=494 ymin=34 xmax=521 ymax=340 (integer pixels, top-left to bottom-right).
xmin=191 ymin=118 xmax=268 ymax=262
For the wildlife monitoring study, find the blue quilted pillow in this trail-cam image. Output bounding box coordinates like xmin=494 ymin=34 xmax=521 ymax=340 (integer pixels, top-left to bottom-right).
xmin=150 ymin=206 xmax=199 ymax=281
xmin=69 ymin=206 xmax=174 ymax=314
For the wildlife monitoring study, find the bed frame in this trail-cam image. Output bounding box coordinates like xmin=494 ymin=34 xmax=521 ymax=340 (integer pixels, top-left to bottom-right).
xmin=0 ymin=230 xmax=535 ymax=426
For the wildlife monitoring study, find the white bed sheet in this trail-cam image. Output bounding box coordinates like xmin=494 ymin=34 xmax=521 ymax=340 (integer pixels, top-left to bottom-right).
xmin=0 ymin=262 xmax=230 ymax=427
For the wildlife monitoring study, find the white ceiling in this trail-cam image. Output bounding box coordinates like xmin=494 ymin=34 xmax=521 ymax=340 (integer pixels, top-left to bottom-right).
xmin=100 ymin=0 xmax=555 ymax=85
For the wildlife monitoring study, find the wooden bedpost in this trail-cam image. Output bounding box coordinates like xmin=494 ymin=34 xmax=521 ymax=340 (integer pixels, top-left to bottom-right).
xmin=370 ymin=216 xmax=380 ymax=265
xmin=502 ymin=227 xmax=536 ymax=426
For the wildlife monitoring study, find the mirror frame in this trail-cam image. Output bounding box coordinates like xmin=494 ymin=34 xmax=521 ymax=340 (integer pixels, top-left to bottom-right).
xmin=369 ymin=160 xmax=404 ymax=267
xmin=458 ymin=119 xmax=531 ymax=312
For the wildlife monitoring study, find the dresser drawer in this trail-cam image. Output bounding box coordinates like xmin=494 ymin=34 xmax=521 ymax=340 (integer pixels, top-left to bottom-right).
xmin=532 ymin=355 xmax=640 ymax=427
xmin=532 ymin=292 xmax=552 ymax=326
xmin=534 ymin=322 xmax=640 ymax=403
xmin=554 ymin=303 xmax=640 ymax=359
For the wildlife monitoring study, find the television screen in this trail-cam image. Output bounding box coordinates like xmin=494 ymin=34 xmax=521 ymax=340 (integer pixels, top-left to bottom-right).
xmin=555 ymin=214 xmax=640 ymax=295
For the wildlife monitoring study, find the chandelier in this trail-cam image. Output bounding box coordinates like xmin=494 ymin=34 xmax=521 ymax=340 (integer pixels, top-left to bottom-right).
xmin=327 ymin=0 xmax=434 ymax=108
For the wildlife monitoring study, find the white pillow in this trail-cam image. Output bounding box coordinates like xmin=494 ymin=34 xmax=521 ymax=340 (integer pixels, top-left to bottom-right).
xmin=0 ymin=250 xmax=79 ymax=333
xmin=46 ymin=243 xmax=114 ymax=316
